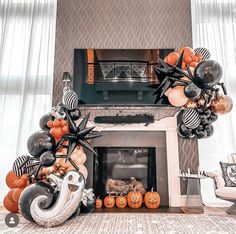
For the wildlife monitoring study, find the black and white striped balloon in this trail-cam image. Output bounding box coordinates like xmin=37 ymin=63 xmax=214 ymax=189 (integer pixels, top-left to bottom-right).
xmin=13 ymin=155 xmax=32 ymax=176
xmin=194 ymin=47 xmax=211 ymax=60
xmin=182 ymin=108 xmax=201 ymax=129
xmin=62 ymin=90 xmax=79 ymax=110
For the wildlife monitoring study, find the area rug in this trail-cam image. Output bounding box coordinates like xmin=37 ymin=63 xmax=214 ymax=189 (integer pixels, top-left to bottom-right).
xmin=0 ymin=213 xmax=236 ymax=234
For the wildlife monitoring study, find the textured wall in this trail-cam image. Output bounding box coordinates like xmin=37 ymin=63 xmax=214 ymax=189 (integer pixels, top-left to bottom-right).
xmin=53 ymin=0 xmax=192 ymax=104
xmin=53 ymin=0 xmax=197 ymax=194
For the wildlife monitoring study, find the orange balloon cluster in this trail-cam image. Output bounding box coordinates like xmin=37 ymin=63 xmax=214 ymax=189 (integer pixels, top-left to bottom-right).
xmin=47 ymin=119 xmax=69 ymax=142
xmin=4 ymin=171 xmax=29 ymax=213
xmin=164 ymin=47 xmax=203 ymax=71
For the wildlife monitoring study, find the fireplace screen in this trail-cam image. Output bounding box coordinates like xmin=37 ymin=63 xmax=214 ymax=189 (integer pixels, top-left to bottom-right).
xmin=93 ymin=147 xmax=156 ymax=198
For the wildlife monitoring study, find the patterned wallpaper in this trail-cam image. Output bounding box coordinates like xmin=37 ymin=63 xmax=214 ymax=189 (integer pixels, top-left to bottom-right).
xmin=53 ymin=0 xmax=192 ymax=104
xmin=53 ymin=0 xmax=197 ymax=194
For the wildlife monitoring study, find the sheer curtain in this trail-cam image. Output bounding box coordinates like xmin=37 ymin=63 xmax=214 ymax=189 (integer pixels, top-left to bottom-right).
xmin=0 ymin=0 xmax=57 ymax=202
xmin=191 ymin=0 xmax=236 ymax=205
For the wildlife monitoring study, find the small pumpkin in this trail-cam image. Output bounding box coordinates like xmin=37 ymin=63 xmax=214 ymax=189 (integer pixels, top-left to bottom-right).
xmin=116 ymin=194 xmax=127 ymax=208
xmin=104 ymin=195 xmax=115 ymax=208
xmin=144 ymin=188 xmax=160 ymax=209
xmin=96 ymin=196 xmax=103 ymax=209
xmin=127 ymin=188 xmax=143 ymax=208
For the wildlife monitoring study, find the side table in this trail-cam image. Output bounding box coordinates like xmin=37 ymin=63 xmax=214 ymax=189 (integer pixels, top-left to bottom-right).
xmin=179 ymin=175 xmax=205 ymax=214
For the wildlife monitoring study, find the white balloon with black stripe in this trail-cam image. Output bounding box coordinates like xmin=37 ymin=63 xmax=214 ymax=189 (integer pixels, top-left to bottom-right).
xmin=62 ymin=90 xmax=79 ymax=110
xmin=13 ymin=155 xmax=32 ymax=176
xmin=182 ymin=108 xmax=201 ymax=129
xmin=194 ymin=47 xmax=211 ymax=60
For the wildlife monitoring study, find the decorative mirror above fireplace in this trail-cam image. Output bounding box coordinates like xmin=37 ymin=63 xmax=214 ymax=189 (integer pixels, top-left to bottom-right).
xmin=73 ymin=49 xmax=174 ymax=105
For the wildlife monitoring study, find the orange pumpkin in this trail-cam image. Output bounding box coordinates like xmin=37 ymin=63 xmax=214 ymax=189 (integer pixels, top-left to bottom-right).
xmin=116 ymin=194 xmax=127 ymax=208
xmin=96 ymin=197 xmax=103 ymax=209
xmin=104 ymin=195 xmax=115 ymax=208
xmin=144 ymin=188 xmax=160 ymax=209
xmin=127 ymin=189 xmax=143 ymax=208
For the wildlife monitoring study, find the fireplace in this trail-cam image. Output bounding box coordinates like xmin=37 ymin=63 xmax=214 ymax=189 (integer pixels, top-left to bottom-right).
xmin=82 ymin=106 xmax=182 ymax=207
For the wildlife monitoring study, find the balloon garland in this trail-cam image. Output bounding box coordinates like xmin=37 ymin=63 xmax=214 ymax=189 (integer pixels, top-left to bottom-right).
xmin=4 ymin=84 xmax=100 ymax=227
xmin=150 ymin=46 xmax=233 ymax=139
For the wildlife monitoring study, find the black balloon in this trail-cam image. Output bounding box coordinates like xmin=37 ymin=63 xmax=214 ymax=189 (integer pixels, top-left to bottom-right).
xmin=19 ymin=181 xmax=57 ymax=222
xmin=194 ymin=60 xmax=223 ymax=85
xmin=80 ymin=197 xmax=96 ymax=214
xmin=69 ymin=108 xmax=81 ymax=121
xmin=177 ymin=124 xmax=195 ymax=139
xmin=205 ymin=125 xmax=214 ymax=137
xmin=40 ymin=151 xmax=56 ymax=167
xmin=194 ymin=129 xmax=208 ymax=139
xmin=39 ymin=113 xmax=53 ymax=131
xmin=208 ymin=114 xmax=218 ymax=123
xmin=200 ymin=115 xmax=210 ymax=125
xmin=184 ymin=83 xmax=201 ymax=100
xmin=204 ymin=108 xmax=212 ymax=118
xmin=27 ymin=131 xmax=56 ymax=157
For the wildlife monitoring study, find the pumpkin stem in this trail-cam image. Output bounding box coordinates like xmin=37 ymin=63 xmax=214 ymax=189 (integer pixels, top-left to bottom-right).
xmin=97 ymin=196 xmax=100 ymax=199
xmin=151 ymin=188 xmax=154 ymax=192
xmin=134 ymin=186 xmax=137 ymax=192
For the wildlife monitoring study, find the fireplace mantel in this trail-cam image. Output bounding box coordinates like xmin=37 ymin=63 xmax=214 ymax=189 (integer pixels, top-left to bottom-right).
xmin=79 ymin=105 xmax=180 ymax=122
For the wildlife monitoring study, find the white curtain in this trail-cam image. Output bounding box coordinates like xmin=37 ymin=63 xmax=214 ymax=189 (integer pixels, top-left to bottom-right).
xmin=0 ymin=0 xmax=57 ymax=202
xmin=191 ymin=0 xmax=236 ymax=205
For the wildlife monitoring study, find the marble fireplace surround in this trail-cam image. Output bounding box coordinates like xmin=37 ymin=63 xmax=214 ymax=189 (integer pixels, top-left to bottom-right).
xmin=80 ymin=105 xmax=186 ymax=207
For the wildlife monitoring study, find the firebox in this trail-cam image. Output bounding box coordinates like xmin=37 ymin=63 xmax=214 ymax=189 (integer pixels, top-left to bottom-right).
xmin=93 ymin=147 xmax=156 ymax=198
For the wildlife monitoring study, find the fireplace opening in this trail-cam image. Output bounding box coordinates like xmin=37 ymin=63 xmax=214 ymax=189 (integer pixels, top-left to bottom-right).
xmin=84 ymin=130 xmax=169 ymax=206
xmin=93 ymin=147 xmax=156 ymax=198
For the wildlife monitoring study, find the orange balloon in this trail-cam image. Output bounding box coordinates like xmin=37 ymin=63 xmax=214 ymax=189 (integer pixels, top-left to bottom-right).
xmin=6 ymin=171 xmax=20 ymax=189
xmin=168 ymin=86 xmax=188 ymax=107
xmin=62 ymin=125 xmax=69 ymax=134
xmin=196 ymin=53 xmax=203 ymax=59
xmin=191 ymin=55 xmax=198 ymax=62
xmin=60 ymin=120 xmax=67 ymax=127
xmin=3 ymin=195 xmax=19 ymax=213
xmin=166 ymin=52 xmax=179 ymax=65
xmin=181 ymin=62 xmax=187 ymax=70
xmin=12 ymin=188 xmax=24 ymax=203
xmin=190 ymin=62 xmax=197 ymax=68
xmin=47 ymin=120 xmax=54 ymax=128
xmin=14 ymin=179 xmax=27 ymax=188
xmin=21 ymin=174 xmax=29 ymax=182
xmin=7 ymin=189 xmax=15 ymax=202
xmin=178 ymin=47 xmax=194 ymax=57
xmin=50 ymin=127 xmax=63 ymax=139
xmin=183 ymin=56 xmax=192 ymax=64
xmin=53 ymin=119 xmax=61 ymax=127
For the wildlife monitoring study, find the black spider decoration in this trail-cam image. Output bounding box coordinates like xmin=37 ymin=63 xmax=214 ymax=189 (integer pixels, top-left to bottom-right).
xmin=149 ymin=51 xmax=227 ymax=106
xmin=18 ymin=109 xmax=102 ymax=179
xmin=149 ymin=51 xmax=189 ymax=103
